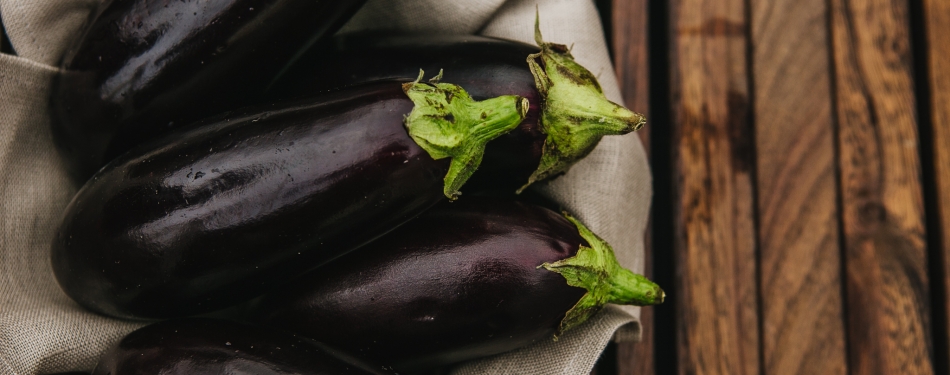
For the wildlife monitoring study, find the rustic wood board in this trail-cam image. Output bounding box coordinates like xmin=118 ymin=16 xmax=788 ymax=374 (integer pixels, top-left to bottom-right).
xmin=611 ymin=0 xmax=653 ymax=373
xmin=923 ymin=0 xmax=950 ymax=368
xmin=668 ymin=1 xmax=760 ymax=374
xmin=749 ymin=0 xmax=849 ymax=374
xmin=829 ymin=0 xmax=934 ymax=373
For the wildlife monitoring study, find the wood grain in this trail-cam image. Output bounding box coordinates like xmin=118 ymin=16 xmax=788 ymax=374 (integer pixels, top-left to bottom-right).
xmin=611 ymin=0 xmax=653 ymax=374
xmin=830 ymin=0 xmax=934 ymax=373
xmin=922 ymin=0 xmax=950 ymax=366
xmin=750 ymin=0 xmax=849 ymax=374
xmin=614 ymin=0 xmax=651 ymax=151
xmin=669 ymin=1 xmax=760 ymax=374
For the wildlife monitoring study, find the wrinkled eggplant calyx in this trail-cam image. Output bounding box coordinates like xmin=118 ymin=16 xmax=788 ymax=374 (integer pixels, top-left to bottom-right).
xmin=521 ymin=11 xmax=647 ymax=192
xmin=539 ymin=213 xmax=664 ymax=337
xmin=403 ymin=70 xmax=529 ymax=199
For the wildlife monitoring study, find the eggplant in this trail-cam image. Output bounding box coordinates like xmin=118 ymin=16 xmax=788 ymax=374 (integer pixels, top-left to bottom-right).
xmin=110 ymin=19 xmax=647 ymax=192
xmin=50 ymin=0 xmax=367 ymax=181
xmin=91 ymin=318 xmax=394 ymax=375
xmin=252 ymin=197 xmax=664 ymax=372
xmin=51 ymin=79 xmax=527 ymax=319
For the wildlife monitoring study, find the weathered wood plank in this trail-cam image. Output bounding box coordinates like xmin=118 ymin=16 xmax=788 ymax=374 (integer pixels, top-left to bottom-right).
xmin=829 ymin=0 xmax=934 ymax=374
xmin=922 ymin=0 xmax=950 ymax=368
xmin=614 ymin=0 xmax=650 ymax=147
xmin=750 ymin=0 xmax=849 ymax=374
xmin=611 ymin=0 xmax=652 ymax=374
xmin=669 ymin=1 xmax=760 ymax=374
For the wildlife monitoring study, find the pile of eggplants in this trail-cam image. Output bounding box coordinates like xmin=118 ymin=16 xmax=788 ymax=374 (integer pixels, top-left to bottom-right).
xmin=254 ymin=197 xmax=663 ymax=372
xmin=50 ymin=2 xmax=663 ymax=373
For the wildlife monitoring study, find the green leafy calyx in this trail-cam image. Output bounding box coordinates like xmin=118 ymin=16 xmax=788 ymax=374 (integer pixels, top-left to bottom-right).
xmin=521 ymin=10 xmax=646 ymax=192
xmin=539 ymin=213 xmax=664 ymax=337
xmin=403 ymin=70 xmax=529 ymax=199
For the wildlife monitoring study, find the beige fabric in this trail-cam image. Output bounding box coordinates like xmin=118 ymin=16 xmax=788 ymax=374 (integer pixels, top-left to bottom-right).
xmin=0 ymin=0 xmax=651 ymax=374
xmin=0 ymin=53 xmax=146 ymax=375
xmin=453 ymin=305 xmax=635 ymax=375
xmin=0 ymin=0 xmax=99 ymax=65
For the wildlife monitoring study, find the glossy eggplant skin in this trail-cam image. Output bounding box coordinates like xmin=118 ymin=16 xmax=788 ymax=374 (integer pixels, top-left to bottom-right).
xmin=51 ymin=82 xmax=450 ymax=319
xmin=92 ymin=318 xmax=394 ymax=375
xmin=51 ymin=0 xmax=367 ymax=181
xmin=269 ymin=35 xmax=545 ymax=192
xmin=253 ymin=198 xmax=588 ymax=372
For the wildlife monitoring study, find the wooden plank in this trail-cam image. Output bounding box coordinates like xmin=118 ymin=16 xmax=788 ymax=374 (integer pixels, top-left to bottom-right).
xmin=922 ymin=0 xmax=950 ymax=368
xmin=749 ymin=0 xmax=849 ymax=374
xmin=611 ymin=0 xmax=652 ymax=374
xmin=829 ymin=0 xmax=934 ymax=374
xmin=668 ymin=1 xmax=760 ymax=374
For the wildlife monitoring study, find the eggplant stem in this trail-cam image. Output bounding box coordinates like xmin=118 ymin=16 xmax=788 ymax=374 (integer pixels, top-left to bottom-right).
xmin=519 ymin=11 xmax=646 ymax=193
xmin=539 ymin=213 xmax=663 ymax=337
xmin=402 ymin=70 xmax=528 ymax=199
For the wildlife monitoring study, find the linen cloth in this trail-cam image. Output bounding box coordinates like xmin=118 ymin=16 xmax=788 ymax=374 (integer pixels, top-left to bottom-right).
xmin=0 ymin=0 xmax=652 ymax=373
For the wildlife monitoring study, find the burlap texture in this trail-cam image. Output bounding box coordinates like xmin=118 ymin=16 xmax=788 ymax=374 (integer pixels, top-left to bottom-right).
xmin=0 ymin=0 xmax=651 ymax=374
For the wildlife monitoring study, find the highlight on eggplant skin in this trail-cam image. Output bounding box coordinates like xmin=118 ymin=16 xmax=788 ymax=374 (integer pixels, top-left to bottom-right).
xmin=252 ymin=197 xmax=663 ymax=372
xmin=91 ymin=318 xmax=394 ymax=375
xmin=50 ymin=80 xmax=528 ymax=320
xmin=50 ymin=0 xmax=368 ymax=181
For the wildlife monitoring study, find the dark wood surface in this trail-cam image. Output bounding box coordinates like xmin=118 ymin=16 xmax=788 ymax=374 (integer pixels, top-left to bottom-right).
xmin=607 ymin=0 xmax=949 ymax=374
xmin=667 ymin=1 xmax=761 ymax=374
xmin=830 ymin=0 xmax=933 ymax=374
xmin=611 ymin=0 xmax=654 ymax=374
xmin=751 ymin=0 xmax=848 ymax=374
xmin=923 ymin=0 xmax=950 ymax=370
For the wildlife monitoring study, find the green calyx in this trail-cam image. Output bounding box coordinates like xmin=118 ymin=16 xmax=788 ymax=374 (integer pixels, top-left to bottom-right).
xmin=403 ymin=70 xmax=529 ymax=199
xmin=521 ymin=11 xmax=646 ymax=192
xmin=539 ymin=213 xmax=664 ymax=337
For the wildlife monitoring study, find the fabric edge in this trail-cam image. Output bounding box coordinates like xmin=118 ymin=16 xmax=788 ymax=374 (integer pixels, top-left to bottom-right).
xmin=0 ymin=52 xmax=59 ymax=73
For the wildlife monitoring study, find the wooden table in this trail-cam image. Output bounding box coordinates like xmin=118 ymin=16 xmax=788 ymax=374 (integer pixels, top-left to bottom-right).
xmin=596 ymin=0 xmax=950 ymax=374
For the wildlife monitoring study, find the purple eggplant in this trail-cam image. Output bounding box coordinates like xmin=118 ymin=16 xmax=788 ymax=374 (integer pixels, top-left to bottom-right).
xmin=269 ymin=34 xmax=543 ymax=193
xmin=91 ymin=318 xmax=394 ymax=375
xmin=253 ymin=198 xmax=664 ymax=372
xmin=51 ymin=80 xmax=527 ymax=319
xmin=50 ymin=0 xmax=367 ymax=181
xmin=108 ymin=19 xmax=647 ymax=192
